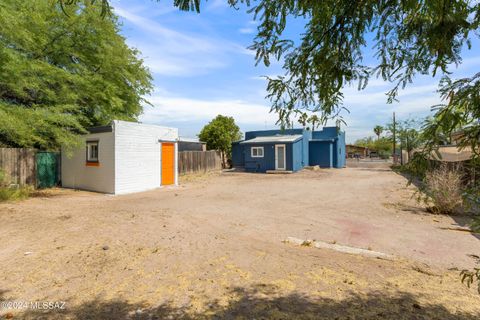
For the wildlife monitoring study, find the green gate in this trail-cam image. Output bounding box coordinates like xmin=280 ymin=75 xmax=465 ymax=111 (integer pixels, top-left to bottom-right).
xmin=36 ymin=152 xmax=59 ymax=188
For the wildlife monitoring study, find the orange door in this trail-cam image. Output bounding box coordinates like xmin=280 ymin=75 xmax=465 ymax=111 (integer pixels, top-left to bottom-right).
xmin=161 ymin=143 xmax=175 ymax=185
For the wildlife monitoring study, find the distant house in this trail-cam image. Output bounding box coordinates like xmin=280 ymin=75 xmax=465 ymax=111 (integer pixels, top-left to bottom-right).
xmin=178 ymin=137 xmax=206 ymax=152
xmin=346 ymin=144 xmax=370 ymax=158
xmin=232 ymin=127 xmax=345 ymax=173
xmin=61 ymin=120 xmax=179 ymax=194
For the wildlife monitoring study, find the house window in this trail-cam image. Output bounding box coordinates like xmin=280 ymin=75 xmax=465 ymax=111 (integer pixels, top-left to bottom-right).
xmin=251 ymin=146 xmax=264 ymax=158
xmin=86 ymin=141 xmax=99 ymax=163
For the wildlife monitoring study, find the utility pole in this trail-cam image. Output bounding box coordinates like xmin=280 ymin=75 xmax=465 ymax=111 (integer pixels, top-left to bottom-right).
xmin=406 ymin=134 xmax=409 ymax=164
xmin=392 ymin=112 xmax=396 ymax=164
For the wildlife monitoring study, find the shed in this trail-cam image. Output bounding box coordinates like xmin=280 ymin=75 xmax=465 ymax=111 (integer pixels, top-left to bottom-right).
xmin=61 ymin=120 xmax=179 ymax=194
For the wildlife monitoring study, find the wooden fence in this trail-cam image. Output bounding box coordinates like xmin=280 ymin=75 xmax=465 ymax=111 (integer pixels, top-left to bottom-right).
xmin=0 ymin=148 xmax=36 ymax=186
xmin=178 ymin=150 xmax=222 ymax=175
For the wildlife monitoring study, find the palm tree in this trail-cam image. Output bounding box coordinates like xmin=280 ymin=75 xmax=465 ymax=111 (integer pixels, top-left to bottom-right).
xmin=308 ymin=115 xmax=320 ymax=131
xmin=297 ymin=112 xmax=309 ymax=129
xmin=373 ymin=125 xmax=384 ymax=140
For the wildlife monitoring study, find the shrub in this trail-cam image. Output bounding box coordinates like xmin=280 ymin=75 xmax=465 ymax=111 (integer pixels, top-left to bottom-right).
xmin=0 ymin=169 xmax=31 ymax=202
xmin=423 ymin=163 xmax=464 ymax=214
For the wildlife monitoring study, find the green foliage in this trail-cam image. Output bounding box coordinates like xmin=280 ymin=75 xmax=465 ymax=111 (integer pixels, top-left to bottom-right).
xmin=296 ymin=111 xmax=308 ymax=129
xmin=307 ymin=115 xmax=320 ymax=132
xmin=0 ymin=0 xmax=152 ymax=150
xmin=248 ymin=0 xmax=480 ymax=127
xmin=461 ymin=268 xmax=480 ymax=294
xmin=421 ymin=74 xmax=480 ymax=159
xmin=373 ymin=125 xmax=383 ymax=140
xmin=198 ymin=115 xmax=241 ymax=166
xmin=386 ymin=118 xmax=425 ymax=153
xmin=355 ymin=136 xmax=392 ymax=158
xmin=0 ymin=169 xmax=31 ymax=202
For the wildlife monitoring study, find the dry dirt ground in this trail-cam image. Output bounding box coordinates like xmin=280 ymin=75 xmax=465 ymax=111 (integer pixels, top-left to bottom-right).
xmin=1 ymin=161 xmax=479 ymax=319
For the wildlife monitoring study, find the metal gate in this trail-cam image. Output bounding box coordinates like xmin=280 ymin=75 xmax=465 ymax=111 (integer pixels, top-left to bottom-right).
xmin=36 ymin=152 xmax=59 ymax=188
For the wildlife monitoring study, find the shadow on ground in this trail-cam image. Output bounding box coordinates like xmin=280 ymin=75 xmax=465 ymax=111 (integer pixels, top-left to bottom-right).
xmin=15 ymin=285 xmax=479 ymax=320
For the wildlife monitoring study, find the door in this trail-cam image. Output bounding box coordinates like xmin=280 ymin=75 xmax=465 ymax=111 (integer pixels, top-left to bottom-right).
xmin=161 ymin=143 xmax=175 ymax=185
xmin=36 ymin=152 xmax=59 ymax=188
xmin=275 ymin=144 xmax=286 ymax=170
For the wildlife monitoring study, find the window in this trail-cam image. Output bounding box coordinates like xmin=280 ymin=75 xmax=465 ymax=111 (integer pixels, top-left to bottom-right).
xmin=86 ymin=141 xmax=99 ymax=162
xmin=251 ymin=146 xmax=264 ymax=158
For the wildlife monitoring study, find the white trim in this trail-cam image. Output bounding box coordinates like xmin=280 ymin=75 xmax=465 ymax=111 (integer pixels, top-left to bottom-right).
xmin=174 ymin=142 xmax=178 ymax=186
xmin=251 ymin=146 xmax=264 ymax=158
xmin=275 ymin=144 xmax=286 ymax=170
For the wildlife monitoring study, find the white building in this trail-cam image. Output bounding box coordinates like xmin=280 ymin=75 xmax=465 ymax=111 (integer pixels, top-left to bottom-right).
xmin=61 ymin=120 xmax=178 ymax=195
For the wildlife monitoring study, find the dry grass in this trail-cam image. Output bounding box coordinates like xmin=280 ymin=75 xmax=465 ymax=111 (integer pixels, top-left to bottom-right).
xmin=424 ymin=164 xmax=464 ymax=214
xmin=0 ymin=169 xmax=32 ymax=202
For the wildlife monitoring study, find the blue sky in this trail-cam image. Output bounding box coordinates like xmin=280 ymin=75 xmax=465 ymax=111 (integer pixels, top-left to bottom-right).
xmin=112 ymin=0 xmax=480 ymax=143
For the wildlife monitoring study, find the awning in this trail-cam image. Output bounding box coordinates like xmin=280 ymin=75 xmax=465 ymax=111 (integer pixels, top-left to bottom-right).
xmin=240 ymin=134 xmax=303 ymax=144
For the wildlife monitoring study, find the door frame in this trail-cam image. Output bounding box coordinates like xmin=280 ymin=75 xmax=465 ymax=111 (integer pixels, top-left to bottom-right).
xmin=275 ymin=144 xmax=286 ymax=170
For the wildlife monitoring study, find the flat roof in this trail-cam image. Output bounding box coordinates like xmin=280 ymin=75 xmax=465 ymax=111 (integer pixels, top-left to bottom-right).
xmin=88 ymin=125 xmax=112 ymax=133
xmin=179 ymin=137 xmax=204 ymax=143
xmin=240 ymin=134 xmax=303 ymax=144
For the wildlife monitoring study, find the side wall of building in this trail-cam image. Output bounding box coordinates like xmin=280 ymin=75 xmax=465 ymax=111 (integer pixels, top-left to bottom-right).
xmin=114 ymin=121 xmax=178 ymax=195
xmin=292 ymin=139 xmax=304 ymax=171
xmin=335 ymin=130 xmax=346 ymax=168
xmin=231 ymin=142 xmax=245 ymax=167
xmin=61 ymin=132 xmax=115 ymax=193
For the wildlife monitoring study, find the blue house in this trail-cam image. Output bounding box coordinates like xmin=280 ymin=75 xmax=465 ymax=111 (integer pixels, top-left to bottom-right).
xmin=232 ymin=127 xmax=345 ymax=173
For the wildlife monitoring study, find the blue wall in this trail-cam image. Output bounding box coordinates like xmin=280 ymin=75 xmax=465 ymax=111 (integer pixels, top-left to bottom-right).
xmin=309 ymin=141 xmax=333 ymax=167
xmin=231 ymin=142 xmax=245 ymax=167
xmin=302 ymin=130 xmax=311 ymax=167
xmin=335 ymin=130 xmax=346 ymax=168
xmin=309 ymin=127 xmax=346 ymax=168
xmin=243 ymin=142 xmax=299 ymax=172
xmin=312 ymin=127 xmax=339 ymax=139
xmin=292 ymin=139 xmax=304 ymax=171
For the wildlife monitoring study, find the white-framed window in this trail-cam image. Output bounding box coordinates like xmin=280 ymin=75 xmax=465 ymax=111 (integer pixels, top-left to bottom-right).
xmin=86 ymin=140 xmax=99 ymax=162
xmin=251 ymin=146 xmax=264 ymax=158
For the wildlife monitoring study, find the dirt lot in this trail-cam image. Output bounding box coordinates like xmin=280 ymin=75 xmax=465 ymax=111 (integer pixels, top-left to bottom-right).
xmin=1 ymin=161 xmax=479 ymax=319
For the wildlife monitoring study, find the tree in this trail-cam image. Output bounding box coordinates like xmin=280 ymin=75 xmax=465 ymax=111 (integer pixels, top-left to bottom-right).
xmin=307 ymin=115 xmax=320 ymax=132
xmin=355 ymin=136 xmax=392 ymax=159
xmin=296 ymin=112 xmax=309 ymax=129
xmin=198 ymin=115 xmax=241 ymax=168
xmin=0 ymin=0 xmax=152 ymax=150
xmin=385 ymin=118 xmax=424 ymax=155
xmin=373 ymin=126 xmax=383 ymax=141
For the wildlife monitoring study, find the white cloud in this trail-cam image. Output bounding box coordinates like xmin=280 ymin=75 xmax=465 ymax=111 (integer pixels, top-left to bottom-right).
xmin=113 ymin=5 xmax=250 ymax=76
xmin=239 ymin=27 xmax=255 ymax=34
xmin=140 ymin=91 xmax=278 ymax=126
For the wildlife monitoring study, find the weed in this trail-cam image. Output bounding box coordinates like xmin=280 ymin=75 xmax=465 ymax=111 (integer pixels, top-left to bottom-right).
xmin=0 ymin=169 xmax=31 ymax=202
xmin=423 ymin=164 xmax=464 ymax=214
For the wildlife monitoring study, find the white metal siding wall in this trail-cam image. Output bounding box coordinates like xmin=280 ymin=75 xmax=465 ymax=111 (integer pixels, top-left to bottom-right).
xmin=114 ymin=120 xmax=178 ymax=195
xmin=61 ymin=132 xmax=115 ymax=193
